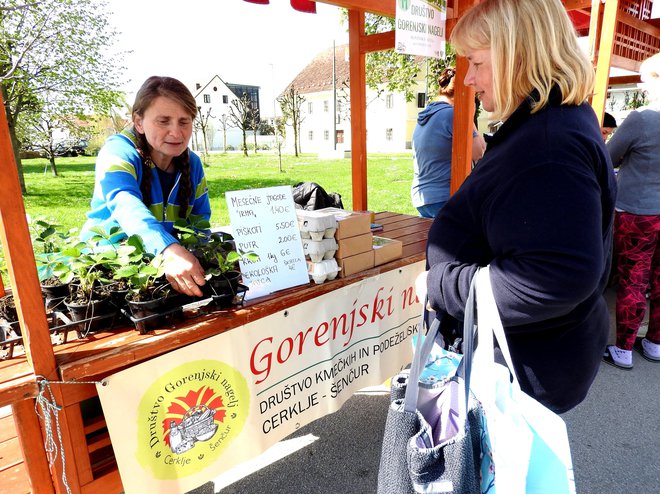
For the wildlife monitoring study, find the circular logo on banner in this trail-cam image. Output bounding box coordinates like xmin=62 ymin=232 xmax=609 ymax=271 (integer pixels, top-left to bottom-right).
xmin=136 ymin=360 xmax=249 ymax=479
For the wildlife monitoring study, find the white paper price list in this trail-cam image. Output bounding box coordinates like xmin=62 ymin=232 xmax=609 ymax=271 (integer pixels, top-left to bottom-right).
xmin=226 ymin=186 xmax=309 ymax=299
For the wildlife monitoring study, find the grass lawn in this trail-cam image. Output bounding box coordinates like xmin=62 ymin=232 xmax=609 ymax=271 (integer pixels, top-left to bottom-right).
xmin=22 ymin=151 xmax=417 ymax=232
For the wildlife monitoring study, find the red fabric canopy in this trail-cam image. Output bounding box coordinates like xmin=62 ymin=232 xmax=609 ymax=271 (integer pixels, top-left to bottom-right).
xmin=290 ymin=0 xmax=317 ymax=13
xmin=243 ymin=0 xmax=317 ymax=13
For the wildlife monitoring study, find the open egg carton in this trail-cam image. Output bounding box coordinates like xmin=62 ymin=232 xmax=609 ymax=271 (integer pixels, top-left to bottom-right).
xmin=307 ymin=259 xmax=340 ymax=284
xmin=302 ymin=237 xmax=338 ymax=262
xmin=296 ymin=210 xmax=338 ymax=241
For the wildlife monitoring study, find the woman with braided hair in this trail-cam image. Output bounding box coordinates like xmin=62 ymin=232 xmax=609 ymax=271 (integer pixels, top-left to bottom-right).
xmin=82 ymin=76 xmax=210 ymax=297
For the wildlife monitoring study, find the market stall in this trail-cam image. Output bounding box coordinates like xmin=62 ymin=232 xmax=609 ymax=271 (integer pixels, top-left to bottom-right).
xmin=1 ymin=1 xmax=658 ymax=493
xmin=0 ymin=210 xmax=430 ymax=494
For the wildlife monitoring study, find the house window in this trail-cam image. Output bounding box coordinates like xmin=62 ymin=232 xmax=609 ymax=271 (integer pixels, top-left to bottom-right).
xmin=222 ymin=95 xmax=228 ymax=104
xmin=386 ymin=94 xmax=394 ymax=109
xmin=308 ymin=102 xmax=313 ymax=113
xmin=203 ymin=94 xmax=211 ymax=104
xmin=386 ymin=128 xmax=393 ymax=141
xmin=324 ymin=100 xmax=329 ymax=112
xmin=417 ymin=92 xmax=426 ymax=108
xmin=324 ymin=130 xmax=329 ymax=140
xmin=308 ymin=131 xmax=314 ymax=140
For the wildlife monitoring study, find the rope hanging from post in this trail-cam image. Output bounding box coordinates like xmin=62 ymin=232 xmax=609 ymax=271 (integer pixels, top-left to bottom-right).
xmin=34 ymin=376 xmax=107 ymax=494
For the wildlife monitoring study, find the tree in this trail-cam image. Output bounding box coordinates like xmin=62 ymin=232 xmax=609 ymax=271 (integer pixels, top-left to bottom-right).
xmin=248 ymin=106 xmax=260 ymax=155
xmin=339 ymin=10 xmax=455 ymax=103
xmin=109 ymin=95 xmax=132 ymax=134
xmin=278 ymin=85 xmax=306 ymax=157
xmin=1 ymin=0 xmax=124 ymax=193
xmin=18 ymin=91 xmax=91 ymax=176
xmin=218 ymin=113 xmax=231 ymax=153
xmin=228 ymin=93 xmax=253 ymax=157
xmin=193 ymin=106 xmax=214 ymax=165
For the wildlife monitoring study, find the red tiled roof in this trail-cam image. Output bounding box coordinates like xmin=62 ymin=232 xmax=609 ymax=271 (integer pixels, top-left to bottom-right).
xmin=282 ymin=44 xmax=351 ymax=96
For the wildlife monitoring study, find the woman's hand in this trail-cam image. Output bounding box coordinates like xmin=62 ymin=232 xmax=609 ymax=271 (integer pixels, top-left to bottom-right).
xmin=162 ymin=243 xmax=206 ymax=297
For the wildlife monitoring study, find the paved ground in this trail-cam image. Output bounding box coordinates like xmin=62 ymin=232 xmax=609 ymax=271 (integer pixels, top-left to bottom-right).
xmin=189 ymin=287 xmax=659 ymax=494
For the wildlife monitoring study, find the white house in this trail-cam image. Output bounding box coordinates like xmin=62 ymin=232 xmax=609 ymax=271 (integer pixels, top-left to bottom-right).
xmin=191 ymin=75 xmax=270 ymax=152
xmin=280 ymin=44 xmax=428 ymax=155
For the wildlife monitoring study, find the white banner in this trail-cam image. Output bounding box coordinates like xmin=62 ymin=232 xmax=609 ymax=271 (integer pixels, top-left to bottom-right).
xmin=395 ymin=0 xmax=447 ymax=59
xmin=97 ymin=261 xmax=424 ymax=494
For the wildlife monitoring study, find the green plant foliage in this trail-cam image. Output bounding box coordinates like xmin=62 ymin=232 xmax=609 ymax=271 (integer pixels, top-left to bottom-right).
xmin=173 ymin=215 xmax=259 ymax=277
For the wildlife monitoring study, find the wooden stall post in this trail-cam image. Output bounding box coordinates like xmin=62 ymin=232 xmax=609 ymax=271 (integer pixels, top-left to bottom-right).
xmin=592 ymin=0 xmax=620 ymax=122
xmin=348 ymin=10 xmax=368 ymax=212
xmin=0 ymin=94 xmax=82 ymax=493
xmin=449 ymin=0 xmax=479 ymax=195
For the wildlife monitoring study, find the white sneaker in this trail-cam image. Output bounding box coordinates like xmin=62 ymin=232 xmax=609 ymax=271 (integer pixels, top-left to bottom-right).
xmin=634 ymin=338 xmax=660 ymax=362
xmin=603 ymin=345 xmax=633 ymax=369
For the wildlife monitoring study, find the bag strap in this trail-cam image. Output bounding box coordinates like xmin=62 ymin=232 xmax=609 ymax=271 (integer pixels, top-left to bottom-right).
xmin=474 ymin=266 xmax=521 ymax=390
xmin=404 ymin=276 xmax=477 ymax=413
xmin=403 ymin=301 xmax=441 ymax=412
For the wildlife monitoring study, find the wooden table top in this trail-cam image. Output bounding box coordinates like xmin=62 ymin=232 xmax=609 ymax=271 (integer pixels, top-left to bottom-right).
xmin=0 ymin=212 xmax=431 ymax=407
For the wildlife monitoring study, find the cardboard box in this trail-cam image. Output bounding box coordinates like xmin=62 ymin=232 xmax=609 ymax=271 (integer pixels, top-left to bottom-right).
xmin=372 ymin=236 xmax=403 ymax=266
xmin=336 ymin=232 xmax=374 ymax=260
xmin=316 ymin=207 xmax=372 ymax=239
xmin=338 ymin=250 xmax=375 ymax=277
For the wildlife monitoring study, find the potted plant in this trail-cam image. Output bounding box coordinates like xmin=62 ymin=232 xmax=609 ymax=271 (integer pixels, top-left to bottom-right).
xmin=115 ymin=249 xmax=172 ymax=333
xmin=0 ymin=249 xmax=19 ymax=338
xmin=200 ymin=235 xmax=259 ymax=299
xmin=57 ymin=226 xmax=129 ymax=336
xmin=29 ymin=216 xmax=75 ymax=311
xmin=173 ymin=216 xmax=259 ymax=304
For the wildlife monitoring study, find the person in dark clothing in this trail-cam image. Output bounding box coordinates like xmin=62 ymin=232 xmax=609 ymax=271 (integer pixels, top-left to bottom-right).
xmin=416 ymin=0 xmax=617 ymax=414
xmin=601 ymin=112 xmax=618 ymax=142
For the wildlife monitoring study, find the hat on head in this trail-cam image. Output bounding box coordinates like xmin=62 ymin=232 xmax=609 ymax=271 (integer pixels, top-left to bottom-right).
xmin=603 ymin=112 xmax=617 ymax=128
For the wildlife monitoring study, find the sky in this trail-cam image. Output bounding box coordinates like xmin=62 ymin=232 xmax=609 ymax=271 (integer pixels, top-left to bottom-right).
xmin=106 ymin=0 xmax=348 ymax=117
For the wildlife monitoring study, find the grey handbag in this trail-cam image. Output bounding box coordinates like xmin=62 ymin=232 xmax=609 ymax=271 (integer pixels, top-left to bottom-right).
xmin=377 ymin=280 xmax=482 ymax=494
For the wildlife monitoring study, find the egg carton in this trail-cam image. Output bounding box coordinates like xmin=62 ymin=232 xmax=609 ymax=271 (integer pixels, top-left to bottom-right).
xmin=307 ymin=259 xmax=340 ymax=284
xmin=302 ymin=238 xmax=338 ymax=263
xmin=296 ymin=210 xmax=338 ymax=241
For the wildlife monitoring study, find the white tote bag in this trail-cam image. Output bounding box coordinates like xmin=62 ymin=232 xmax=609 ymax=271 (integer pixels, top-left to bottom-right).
xmin=470 ymin=267 xmax=576 ymax=494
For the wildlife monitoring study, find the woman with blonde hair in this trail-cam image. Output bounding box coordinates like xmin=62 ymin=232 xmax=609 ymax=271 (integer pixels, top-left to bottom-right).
xmin=416 ymin=0 xmax=617 ymax=412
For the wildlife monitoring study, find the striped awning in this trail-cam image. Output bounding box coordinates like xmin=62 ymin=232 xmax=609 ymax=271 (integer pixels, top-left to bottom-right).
xmin=243 ymin=0 xmax=317 ymax=13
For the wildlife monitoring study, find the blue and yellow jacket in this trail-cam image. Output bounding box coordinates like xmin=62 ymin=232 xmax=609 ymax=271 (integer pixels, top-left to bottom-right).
xmin=81 ymin=129 xmax=211 ymax=254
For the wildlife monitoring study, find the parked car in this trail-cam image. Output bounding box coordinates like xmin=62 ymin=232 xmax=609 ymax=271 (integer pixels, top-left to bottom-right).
xmin=21 ymin=138 xmax=89 ymax=158
xmin=54 ymin=139 xmax=89 ymax=157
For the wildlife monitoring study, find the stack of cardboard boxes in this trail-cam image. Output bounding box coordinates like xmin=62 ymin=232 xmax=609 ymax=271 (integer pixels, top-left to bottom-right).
xmin=297 ymin=208 xmax=405 ymax=282
xmin=317 ymin=208 xmax=404 ymax=277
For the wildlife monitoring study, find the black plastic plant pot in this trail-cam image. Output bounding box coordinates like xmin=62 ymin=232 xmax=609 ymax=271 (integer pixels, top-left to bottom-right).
xmin=203 ymin=271 xmax=241 ymax=298
xmin=0 ymin=294 xmax=20 ymax=336
xmin=126 ymin=294 xmax=181 ymax=334
xmin=41 ymin=282 xmax=70 ymax=312
xmin=64 ymin=296 xmax=116 ymax=337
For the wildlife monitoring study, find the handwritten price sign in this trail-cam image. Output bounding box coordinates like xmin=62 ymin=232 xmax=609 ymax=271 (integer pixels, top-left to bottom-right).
xmin=226 ymin=185 xmax=309 ymax=299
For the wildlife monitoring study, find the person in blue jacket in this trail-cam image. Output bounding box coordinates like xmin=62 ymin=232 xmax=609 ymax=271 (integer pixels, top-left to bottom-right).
xmin=82 ymin=76 xmax=210 ymax=297
xmin=416 ymin=0 xmax=617 ymax=413
xmin=411 ymin=67 xmax=485 ymax=218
